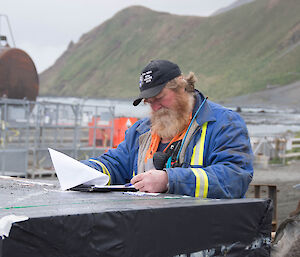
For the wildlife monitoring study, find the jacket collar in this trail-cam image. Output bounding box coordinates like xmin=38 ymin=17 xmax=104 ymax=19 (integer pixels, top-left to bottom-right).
xmin=193 ymin=90 xmax=216 ymax=126
xmin=136 ymin=117 xmax=151 ymax=135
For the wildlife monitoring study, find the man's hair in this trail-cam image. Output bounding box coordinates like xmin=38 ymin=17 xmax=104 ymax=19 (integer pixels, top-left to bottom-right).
xmin=165 ymin=72 xmax=197 ymax=93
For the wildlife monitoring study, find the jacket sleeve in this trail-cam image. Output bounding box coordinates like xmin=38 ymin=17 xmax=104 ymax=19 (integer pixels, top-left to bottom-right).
xmin=167 ymin=111 xmax=253 ymax=199
xmin=80 ymin=120 xmax=141 ymax=184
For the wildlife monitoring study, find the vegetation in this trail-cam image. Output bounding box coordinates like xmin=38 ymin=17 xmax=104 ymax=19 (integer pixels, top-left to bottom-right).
xmin=295 ymin=131 xmax=300 ymax=138
xmin=40 ymin=0 xmax=300 ymax=101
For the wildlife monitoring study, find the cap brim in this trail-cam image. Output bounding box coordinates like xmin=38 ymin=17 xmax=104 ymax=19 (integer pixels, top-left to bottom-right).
xmin=133 ymin=83 xmax=166 ymax=106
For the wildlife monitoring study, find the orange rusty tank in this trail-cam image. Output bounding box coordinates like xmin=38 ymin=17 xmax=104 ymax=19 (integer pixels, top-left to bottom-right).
xmin=0 ymin=46 xmax=39 ymax=101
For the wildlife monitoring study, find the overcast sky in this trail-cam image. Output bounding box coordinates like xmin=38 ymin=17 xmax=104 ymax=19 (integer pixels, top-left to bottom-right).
xmin=1 ymin=0 xmax=236 ymax=73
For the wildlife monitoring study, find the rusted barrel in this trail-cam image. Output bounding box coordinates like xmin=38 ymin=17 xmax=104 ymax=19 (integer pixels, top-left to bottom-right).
xmin=0 ymin=46 xmax=39 ymax=101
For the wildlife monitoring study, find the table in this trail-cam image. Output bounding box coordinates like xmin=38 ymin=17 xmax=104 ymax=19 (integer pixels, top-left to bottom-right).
xmin=0 ymin=177 xmax=272 ymax=257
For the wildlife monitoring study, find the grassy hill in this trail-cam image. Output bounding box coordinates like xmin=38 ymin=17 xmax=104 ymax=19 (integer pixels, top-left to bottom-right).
xmin=39 ymin=0 xmax=300 ymax=101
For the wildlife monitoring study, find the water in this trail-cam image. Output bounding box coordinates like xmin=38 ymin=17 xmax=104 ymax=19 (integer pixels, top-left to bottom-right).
xmin=37 ymin=97 xmax=300 ymax=137
xmin=235 ymin=107 xmax=300 ymax=137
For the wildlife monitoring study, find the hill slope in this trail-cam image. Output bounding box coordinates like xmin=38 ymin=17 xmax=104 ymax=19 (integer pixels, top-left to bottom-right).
xmin=225 ymin=80 xmax=300 ymax=110
xmin=40 ymin=0 xmax=300 ymax=101
xmin=212 ymin=0 xmax=255 ymax=16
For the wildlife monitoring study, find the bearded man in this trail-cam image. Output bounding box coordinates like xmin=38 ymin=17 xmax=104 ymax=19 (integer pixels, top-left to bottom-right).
xmin=81 ymin=59 xmax=253 ymax=198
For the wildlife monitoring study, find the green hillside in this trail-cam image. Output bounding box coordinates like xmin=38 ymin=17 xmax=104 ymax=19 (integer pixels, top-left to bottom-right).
xmin=40 ymin=0 xmax=300 ymax=101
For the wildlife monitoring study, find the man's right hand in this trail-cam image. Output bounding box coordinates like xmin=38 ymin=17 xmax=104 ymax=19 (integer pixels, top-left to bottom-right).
xmin=131 ymin=169 xmax=168 ymax=193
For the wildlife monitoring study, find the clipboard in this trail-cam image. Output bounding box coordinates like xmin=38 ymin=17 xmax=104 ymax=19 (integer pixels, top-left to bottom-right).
xmin=70 ymin=184 xmax=138 ymax=192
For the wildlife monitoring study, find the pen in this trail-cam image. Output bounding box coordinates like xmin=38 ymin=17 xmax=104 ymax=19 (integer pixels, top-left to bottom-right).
xmin=125 ymin=183 xmax=133 ymax=187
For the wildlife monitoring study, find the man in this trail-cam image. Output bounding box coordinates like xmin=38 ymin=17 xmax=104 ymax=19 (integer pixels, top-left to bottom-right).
xmin=81 ymin=59 xmax=253 ymax=198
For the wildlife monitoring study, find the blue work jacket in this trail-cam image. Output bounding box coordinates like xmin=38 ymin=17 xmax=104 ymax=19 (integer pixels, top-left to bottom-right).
xmin=82 ymin=90 xmax=253 ymax=198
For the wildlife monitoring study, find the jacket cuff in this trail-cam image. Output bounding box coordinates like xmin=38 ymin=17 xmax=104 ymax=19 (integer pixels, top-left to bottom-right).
xmin=165 ymin=169 xmax=173 ymax=194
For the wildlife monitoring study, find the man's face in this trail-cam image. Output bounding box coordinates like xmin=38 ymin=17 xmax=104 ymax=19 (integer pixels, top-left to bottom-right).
xmin=147 ymin=86 xmax=193 ymax=139
xmin=144 ymin=87 xmax=182 ymax=112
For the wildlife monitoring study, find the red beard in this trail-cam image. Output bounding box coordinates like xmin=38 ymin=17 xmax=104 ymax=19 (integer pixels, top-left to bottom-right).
xmin=150 ymin=92 xmax=194 ymax=140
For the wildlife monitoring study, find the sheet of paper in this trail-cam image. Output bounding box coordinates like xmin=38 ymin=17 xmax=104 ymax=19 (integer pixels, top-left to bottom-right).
xmin=122 ymin=191 xmax=160 ymax=196
xmin=48 ymin=148 xmax=109 ymax=190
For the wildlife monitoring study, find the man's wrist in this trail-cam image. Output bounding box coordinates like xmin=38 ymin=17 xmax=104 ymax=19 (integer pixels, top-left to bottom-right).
xmin=163 ymin=168 xmax=169 ymax=193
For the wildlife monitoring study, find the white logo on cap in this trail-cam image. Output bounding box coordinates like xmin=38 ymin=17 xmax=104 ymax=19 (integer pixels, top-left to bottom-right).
xmin=141 ymin=70 xmax=153 ymax=84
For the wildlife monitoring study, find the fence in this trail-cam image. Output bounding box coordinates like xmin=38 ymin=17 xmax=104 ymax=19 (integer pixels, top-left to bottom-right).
xmin=279 ymin=137 xmax=300 ymax=162
xmin=251 ymin=135 xmax=300 ymax=168
xmin=0 ymin=98 xmax=116 ymax=177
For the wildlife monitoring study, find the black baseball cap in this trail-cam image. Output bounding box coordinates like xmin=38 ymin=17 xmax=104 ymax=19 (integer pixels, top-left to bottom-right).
xmin=133 ymin=59 xmax=181 ymax=106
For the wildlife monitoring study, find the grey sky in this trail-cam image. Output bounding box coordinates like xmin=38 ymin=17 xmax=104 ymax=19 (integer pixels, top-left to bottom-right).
xmin=1 ymin=0 xmax=236 ymax=73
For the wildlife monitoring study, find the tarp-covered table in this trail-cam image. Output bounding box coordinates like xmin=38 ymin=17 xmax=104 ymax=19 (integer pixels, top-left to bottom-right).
xmin=0 ymin=177 xmax=272 ymax=257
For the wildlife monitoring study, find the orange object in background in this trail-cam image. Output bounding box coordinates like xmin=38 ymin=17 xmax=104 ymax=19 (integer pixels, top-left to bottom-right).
xmin=113 ymin=117 xmax=138 ymax=147
xmin=88 ymin=117 xmax=111 ymax=147
xmin=88 ymin=116 xmax=138 ymax=148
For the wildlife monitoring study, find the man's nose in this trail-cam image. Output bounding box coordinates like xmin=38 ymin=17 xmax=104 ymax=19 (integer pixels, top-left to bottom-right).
xmin=150 ymin=102 xmax=161 ymax=112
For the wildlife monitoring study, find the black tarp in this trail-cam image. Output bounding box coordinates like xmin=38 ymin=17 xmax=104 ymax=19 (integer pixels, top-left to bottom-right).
xmin=0 ymin=177 xmax=272 ymax=257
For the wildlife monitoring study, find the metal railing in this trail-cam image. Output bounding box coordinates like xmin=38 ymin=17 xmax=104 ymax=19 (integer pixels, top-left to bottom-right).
xmin=0 ymin=98 xmax=115 ymax=177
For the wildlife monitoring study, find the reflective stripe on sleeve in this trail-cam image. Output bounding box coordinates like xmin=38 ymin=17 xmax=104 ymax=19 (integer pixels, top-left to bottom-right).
xmin=191 ymin=168 xmax=208 ymax=198
xmin=89 ymin=159 xmax=111 ymax=185
xmin=190 ymin=122 xmax=208 ymax=198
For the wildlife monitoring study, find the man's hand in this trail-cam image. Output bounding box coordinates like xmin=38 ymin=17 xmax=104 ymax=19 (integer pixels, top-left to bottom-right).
xmin=130 ymin=169 xmax=168 ymax=193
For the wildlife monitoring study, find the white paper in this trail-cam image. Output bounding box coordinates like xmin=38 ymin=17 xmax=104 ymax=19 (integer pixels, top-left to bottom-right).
xmin=122 ymin=192 xmax=160 ymax=196
xmin=0 ymin=215 xmax=29 ymax=239
xmin=48 ymin=148 xmax=109 ymax=190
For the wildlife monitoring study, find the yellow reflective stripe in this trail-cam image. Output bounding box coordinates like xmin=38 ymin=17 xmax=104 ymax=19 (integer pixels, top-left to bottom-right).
xmin=200 ymin=168 xmax=209 ymax=198
xmin=191 ymin=122 xmax=208 ymax=166
xmin=199 ymin=122 xmax=208 ymax=166
xmin=132 ymin=170 xmax=135 ymax=177
xmin=191 ymin=168 xmax=200 ymax=197
xmin=191 ymin=168 xmax=208 ymax=198
xmin=99 ymin=163 xmax=111 ymax=185
xmin=89 ymin=159 xmax=111 ymax=185
xmin=190 ymin=122 xmax=209 ymax=198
